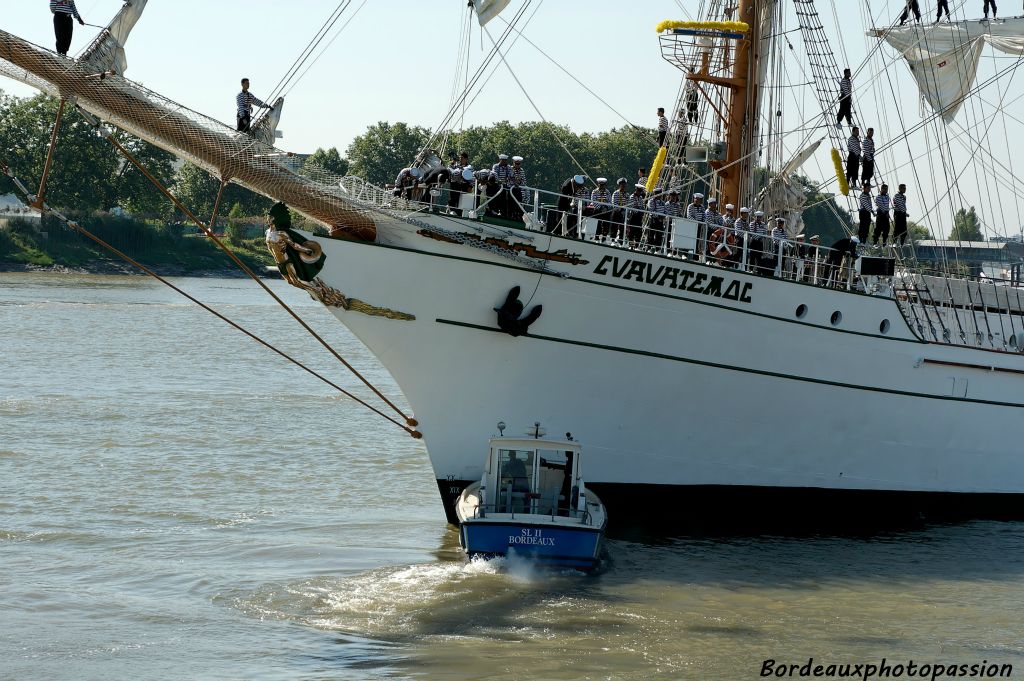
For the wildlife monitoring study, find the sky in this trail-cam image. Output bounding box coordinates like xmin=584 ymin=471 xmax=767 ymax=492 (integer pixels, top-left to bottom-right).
xmin=2 ymin=0 xmax=1022 ymax=238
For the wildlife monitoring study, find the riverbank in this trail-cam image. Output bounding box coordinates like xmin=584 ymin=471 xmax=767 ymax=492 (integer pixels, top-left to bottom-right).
xmin=0 ymin=215 xmax=279 ymax=278
xmin=0 ymin=259 xmax=279 ymax=278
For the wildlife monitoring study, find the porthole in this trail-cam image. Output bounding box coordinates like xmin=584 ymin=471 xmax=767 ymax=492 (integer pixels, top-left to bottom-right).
xmin=879 ymin=319 xmax=891 ymax=334
xmin=795 ymin=304 xmax=808 ymax=319
xmin=830 ymin=311 xmax=842 ymax=326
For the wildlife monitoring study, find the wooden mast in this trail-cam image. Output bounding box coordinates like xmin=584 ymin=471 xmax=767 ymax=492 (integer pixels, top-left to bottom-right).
xmin=687 ymin=0 xmax=760 ymax=207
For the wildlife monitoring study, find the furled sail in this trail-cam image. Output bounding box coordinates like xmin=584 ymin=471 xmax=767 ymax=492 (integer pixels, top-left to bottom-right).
xmin=80 ymin=0 xmax=149 ymax=75
xmin=757 ymin=139 xmax=822 ymax=237
xmin=870 ymin=19 xmax=1024 ymax=122
xmin=473 ymin=0 xmax=510 ymax=27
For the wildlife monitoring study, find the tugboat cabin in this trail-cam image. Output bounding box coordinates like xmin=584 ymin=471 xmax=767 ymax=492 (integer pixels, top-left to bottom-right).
xmin=481 ymin=438 xmax=585 ymax=518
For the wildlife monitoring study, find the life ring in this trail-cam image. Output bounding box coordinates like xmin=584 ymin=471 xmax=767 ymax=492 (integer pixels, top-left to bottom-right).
xmin=708 ymin=227 xmax=736 ymax=263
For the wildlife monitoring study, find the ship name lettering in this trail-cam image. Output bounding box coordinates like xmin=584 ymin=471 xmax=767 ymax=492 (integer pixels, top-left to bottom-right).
xmin=592 ymin=255 xmax=753 ymax=304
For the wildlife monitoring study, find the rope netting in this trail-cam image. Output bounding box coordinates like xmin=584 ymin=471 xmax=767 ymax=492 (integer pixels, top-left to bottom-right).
xmin=0 ymin=29 xmax=376 ymax=241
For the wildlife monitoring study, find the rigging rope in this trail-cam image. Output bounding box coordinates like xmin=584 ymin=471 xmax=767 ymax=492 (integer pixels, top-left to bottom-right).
xmin=481 ymin=24 xmax=593 ymax=184
xmin=73 ymin=108 xmax=419 ymax=430
xmin=0 ymin=161 xmax=420 ymax=437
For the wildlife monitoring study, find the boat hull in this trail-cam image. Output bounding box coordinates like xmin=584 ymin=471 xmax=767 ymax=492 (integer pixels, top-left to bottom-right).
xmin=459 ymin=519 xmax=604 ymax=569
xmin=300 ymin=213 xmax=1024 ymax=527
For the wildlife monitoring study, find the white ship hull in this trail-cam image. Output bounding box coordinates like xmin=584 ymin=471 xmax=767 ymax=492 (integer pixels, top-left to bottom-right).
xmin=309 ymin=214 xmax=1024 ymax=526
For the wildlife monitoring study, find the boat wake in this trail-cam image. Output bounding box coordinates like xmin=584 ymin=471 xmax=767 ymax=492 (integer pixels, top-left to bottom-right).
xmin=232 ymin=556 xmax=586 ymax=640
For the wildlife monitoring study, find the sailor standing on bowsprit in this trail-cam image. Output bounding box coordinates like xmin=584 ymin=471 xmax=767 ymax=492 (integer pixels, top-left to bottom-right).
xmin=50 ymin=0 xmax=85 ymax=57
xmin=236 ymin=78 xmax=273 ymax=133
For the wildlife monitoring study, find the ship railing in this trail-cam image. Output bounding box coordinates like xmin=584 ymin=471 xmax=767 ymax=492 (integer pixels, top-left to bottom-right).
xmin=893 ymin=268 xmax=1024 ymax=351
xmin=387 ymin=180 xmax=896 ymax=294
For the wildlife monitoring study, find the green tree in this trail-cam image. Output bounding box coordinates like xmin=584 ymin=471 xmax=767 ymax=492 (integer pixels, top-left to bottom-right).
xmin=172 ymin=163 xmax=271 ymax=219
xmin=907 ymin=220 xmax=931 ymax=242
xmin=225 ymin=202 xmax=246 ymax=244
xmin=0 ymin=91 xmax=175 ymax=215
xmin=106 ymin=131 xmax=177 ymax=218
xmin=0 ymin=92 xmax=117 ymax=213
xmin=303 ymin=147 xmax=348 ymax=177
xmin=949 ymin=206 xmax=983 ymax=241
xmin=346 ymin=121 xmax=432 ymax=185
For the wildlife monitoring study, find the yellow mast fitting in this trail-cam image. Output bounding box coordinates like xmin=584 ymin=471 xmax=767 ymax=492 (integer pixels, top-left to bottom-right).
xmin=655 ymin=20 xmax=750 ymax=33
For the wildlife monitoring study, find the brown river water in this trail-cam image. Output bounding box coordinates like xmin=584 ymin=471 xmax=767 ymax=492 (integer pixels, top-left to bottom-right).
xmin=2 ymin=272 xmax=1023 ymax=680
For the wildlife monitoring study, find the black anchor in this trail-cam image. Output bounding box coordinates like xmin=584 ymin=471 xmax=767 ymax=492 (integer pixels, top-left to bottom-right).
xmin=494 ymin=286 xmax=543 ymax=337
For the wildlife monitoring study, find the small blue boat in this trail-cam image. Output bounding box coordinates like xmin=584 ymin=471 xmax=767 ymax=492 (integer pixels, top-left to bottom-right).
xmin=455 ymin=424 xmax=607 ymax=570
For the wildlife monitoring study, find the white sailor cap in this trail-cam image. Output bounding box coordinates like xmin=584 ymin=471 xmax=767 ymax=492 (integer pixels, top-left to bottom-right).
xmin=634 ymin=182 xmax=646 ymax=189
xmin=708 ymin=197 xmax=718 ymax=204
xmin=851 ymin=236 xmax=860 ymax=243
xmin=512 ymin=155 xmax=523 ymax=162
xmin=776 ymin=216 xmax=786 ymax=222
xmin=617 ymin=177 xmax=628 ymax=184
xmin=596 ymin=177 xmax=608 ymax=183
xmin=725 ymin=203 xmax=735 ymax=210
xmin=795 ymin=233 xmax=806 ymax=238
xmin=498 ymin=154 xmax=509 ymax=160
xmin=754 ymin=210 xmax=764 ymax=216
xmin=573 ymin=174 xmax=585 ymax=184
xmin=740 ymin=206 xmax=750 ymax=213
xmin=693 ymin=192 xmax=704 ymax=199
xmin=409 ymin=167 xmax=422 ymax=178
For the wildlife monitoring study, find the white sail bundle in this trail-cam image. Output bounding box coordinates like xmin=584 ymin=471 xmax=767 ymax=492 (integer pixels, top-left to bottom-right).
xmin=871 ymin=19 xmax=1024 ymax=122
xmin=757 ymin=140 xmax=822 ymax=236
xmin=80 ymin=0 xmax=149 ymax=75
xmin=473 ymin=0 xmax=511 ymax=27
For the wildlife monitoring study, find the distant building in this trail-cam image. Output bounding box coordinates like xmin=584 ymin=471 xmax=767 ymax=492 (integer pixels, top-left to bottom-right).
xmin=0 ymin=192 xmax=41 ymax=226
xmin=914 ymin=239 xmax=1024 ymax=281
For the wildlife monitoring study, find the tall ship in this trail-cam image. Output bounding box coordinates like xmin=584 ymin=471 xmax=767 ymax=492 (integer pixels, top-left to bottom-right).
xmin=4 ymin=0 xmax=1024 ymax=527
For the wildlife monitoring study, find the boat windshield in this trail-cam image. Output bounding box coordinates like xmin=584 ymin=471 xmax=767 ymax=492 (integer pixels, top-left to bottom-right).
xmin=495 ymin=447 xmax=577 ymax=515
xmin=496 ymin=448 xmax=534 ymax=513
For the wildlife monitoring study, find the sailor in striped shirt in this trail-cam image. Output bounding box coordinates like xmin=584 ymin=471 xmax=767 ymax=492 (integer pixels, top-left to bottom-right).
xmin=647 ymin=189 xmax=667 ymax=248
xmin=836 ymin=68 xmax=853 ymax=127
xmin=236 ymin=78 xmax=272 ymax=133
xmin=704 ymin=198 xmax=724 ymax=229
xmin=860 ymin=128 xmax=876 ymax=185
xmin=590 ymin=177 xmax=613 ymax=239
xmin=857 ymin=181 xmax=873 ymax=243
xmin=491 ymin=154 xmax=515 ymax=185
xmin=508 ymin=156 xmax=527 ymax=221
xmin=51 ymin=0 xmax=84 ymax=56
xmin=685 ymin=193 xmax=706 ymax=222
xmin=657 ymin=107 xmax=670 ymax=147
xmin=722 ymin=203 xmax=736 ymax=230
xmin=893 ymin=184 xmax=909 ymax=245
xmin=610 ymin=178 xmax=629 ymax=239
xmin=873 ymin=183 xmax=891 ymax=245
xmin=846 ymin=127 xmax=862 ymax=187
xmin=734 ymin=207 xmax=750 ymax=236
xmin=662 ymin=191 xmax=682 ymax=218
xmin=625 ymin=184 xmax=647 ymax=246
